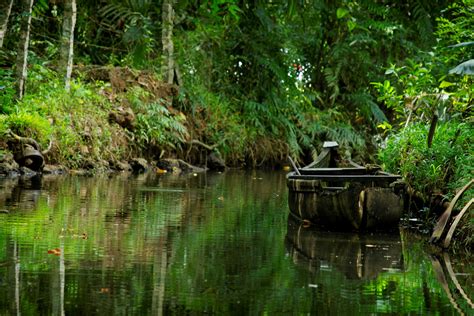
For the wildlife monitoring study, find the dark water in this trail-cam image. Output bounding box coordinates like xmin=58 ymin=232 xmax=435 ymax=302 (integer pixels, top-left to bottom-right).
xmin=0 ymin=171 xmax=472 ymax=315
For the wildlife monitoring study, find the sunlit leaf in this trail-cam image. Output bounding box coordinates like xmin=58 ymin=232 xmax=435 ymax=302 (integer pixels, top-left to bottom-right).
xmin=337 ymin=8 xmax=349 ymax=19
xmin=439 ymin=81 xmax=454 ymax=88
xmin=347 ymin=20 xmax=357 ymax=32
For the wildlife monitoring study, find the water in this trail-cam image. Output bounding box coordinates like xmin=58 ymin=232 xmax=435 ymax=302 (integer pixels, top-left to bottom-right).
xmin=0 ymin=171 xmax=472 ymax=315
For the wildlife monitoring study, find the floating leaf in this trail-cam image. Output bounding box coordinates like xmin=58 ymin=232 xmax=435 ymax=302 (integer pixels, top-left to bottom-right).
xmin=47 ymin=248 xmax=61 ymax=256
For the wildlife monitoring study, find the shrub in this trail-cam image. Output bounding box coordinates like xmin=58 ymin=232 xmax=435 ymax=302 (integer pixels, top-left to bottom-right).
xmin=379 ymin=121 xmax=473 ymax=200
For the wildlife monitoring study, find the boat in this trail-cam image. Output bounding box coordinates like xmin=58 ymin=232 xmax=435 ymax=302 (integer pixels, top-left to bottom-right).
xmin=287 ymin=141 xmax=405 ymax=231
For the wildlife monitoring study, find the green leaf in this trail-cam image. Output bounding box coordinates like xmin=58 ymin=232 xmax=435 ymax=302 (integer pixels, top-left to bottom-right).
xmin=439 ymin=81 xmax=454 ymax=88
xmin=336 ymin=8 xmax=349 ymax=19
xmin=347 ymin=20 xmax=356 ymax=32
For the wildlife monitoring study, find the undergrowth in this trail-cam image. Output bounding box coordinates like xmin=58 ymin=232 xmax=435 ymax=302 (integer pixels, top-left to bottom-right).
xmin=379 ymin=121 xmax=473 ymax=250
xmin=0 ymin=63 xmax=369 ymax=170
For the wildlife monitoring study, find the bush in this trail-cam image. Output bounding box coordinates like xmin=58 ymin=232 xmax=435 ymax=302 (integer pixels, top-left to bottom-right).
xmin=379 ymin=121 xmax=473 ymax=250
xmin=379 ymin=121 xmax=473 ymax=199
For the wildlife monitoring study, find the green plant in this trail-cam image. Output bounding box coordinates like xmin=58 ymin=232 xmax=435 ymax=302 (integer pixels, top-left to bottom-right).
xmin=379 ymin=121 xmax=473 ymax=200
xmin=0 ymin=68 xmax=16 ymax=114
xmin=127 ymin=87 xmax=188 ymax=151
xmin=0 ymin=111 xmax=53 ymax=146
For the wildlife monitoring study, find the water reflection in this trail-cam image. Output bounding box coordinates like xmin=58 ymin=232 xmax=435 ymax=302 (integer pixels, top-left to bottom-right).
xmin=430 ymin=253 xmax=474 ymax=315
xmin=285 ymin=216 xmax=404 ymax=280
xmin=0 ymin=172 xmax=472 ymax=315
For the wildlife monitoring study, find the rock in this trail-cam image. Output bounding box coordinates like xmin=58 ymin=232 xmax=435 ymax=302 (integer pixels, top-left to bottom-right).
xmin=157 ymin=158 xmax=206 ymax=174
xmin=82 ymin=158 xmax=96 ymax=170
xmin=19 ymin=166 xmax=37 ymax=177
xmin=207 ymin=152 xmax=226 ymax=171
xmin=110 ymin=160 xmax=132 ymax=172
xmin=43 ymin=164 xmax=68 ymax=175
xmin=109 ymin=106 xmax=136 ymax=130
xmin=130 ymin=158 xmax=148 ymax=173
xmin=70 ymin=169 xmax=88 ymax=176
xmin=0 ymin=153 xmax=20 ymax=177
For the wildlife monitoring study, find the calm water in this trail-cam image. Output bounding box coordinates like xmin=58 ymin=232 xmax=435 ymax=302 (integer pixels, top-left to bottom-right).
xmin=0 ymin=171 xmax=472 ymax=315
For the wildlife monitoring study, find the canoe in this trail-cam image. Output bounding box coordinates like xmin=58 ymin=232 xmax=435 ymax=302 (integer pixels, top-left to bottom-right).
xmin=287 ymin=142 xmax=405 ymax=231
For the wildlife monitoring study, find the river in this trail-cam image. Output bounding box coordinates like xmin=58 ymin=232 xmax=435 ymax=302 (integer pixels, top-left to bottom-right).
xmin=0 ymin=171 xmax=472 ymax=315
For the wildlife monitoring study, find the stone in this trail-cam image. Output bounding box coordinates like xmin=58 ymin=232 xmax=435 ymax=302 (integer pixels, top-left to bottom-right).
xmin=130 ymin=158 xmax=148 ymax=173
xmin=207 ymin=152 xmax=226 ymax=171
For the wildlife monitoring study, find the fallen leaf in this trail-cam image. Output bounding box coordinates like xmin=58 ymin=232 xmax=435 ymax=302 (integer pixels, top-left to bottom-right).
xmin=47 ymin=248 xmax=61 ymax=256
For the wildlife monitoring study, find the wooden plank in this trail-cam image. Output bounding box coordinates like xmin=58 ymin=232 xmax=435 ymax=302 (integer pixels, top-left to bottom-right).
xmin=299 ymin=167 xmax=368 ymax=175
xmin=302 ymin=148 xmax=331 ymax=169
xmin=287 ymin=156 xmax=301 ymax=175
xmin=430 ymin=179 xmax=474 ymax=244
xmin=288 ymin=174 xmax=401 ymax=183
xmin=442 ymin=198 xmax=473 ymax=248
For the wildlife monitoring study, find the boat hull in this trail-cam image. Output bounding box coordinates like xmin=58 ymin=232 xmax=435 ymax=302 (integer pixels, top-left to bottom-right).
xmin=287 ymin=175 xmax=404 ymax=230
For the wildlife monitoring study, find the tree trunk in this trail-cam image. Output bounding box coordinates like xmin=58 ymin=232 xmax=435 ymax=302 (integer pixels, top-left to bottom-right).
xmin=15 ymin=0 xmax=34 ymax=100
xmin=59 ymin=0 xmax=77 ymax=92
xmin=161 ymin=0 xmax=175 ymax=84
xmin=0 ymin=0 xmax=14 ymax=48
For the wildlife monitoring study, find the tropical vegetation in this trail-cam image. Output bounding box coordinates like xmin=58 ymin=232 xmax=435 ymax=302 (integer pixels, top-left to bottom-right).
xmin=0 ymin=1 xmax=472 ymax=247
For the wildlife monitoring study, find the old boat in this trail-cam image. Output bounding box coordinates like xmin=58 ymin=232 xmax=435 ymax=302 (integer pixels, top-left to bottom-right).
xmin=287 ymin=142 xmax=405 ymax=231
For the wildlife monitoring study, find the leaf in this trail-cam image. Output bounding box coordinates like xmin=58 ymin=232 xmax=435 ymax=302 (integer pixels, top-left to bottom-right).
xmin=347 ymin=20 xmax=357 ymax=32
xmin=336 ymin=8 xmax=349 ymax=19
xmin=368 ymin=100 xmax=388 ymax=123
xmin=439 ymin=81 xmax=454 ymax=88
xmin=449 ymin=59 xmax=474 ymax=75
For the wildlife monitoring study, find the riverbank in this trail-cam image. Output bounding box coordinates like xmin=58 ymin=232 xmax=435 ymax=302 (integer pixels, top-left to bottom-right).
xmin=0 ymin=65 xmax=472 ymax=252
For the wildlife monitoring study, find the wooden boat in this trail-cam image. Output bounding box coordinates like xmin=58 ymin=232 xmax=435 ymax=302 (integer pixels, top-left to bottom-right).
xmin=287 ymin=142 xmax=405 ymax=231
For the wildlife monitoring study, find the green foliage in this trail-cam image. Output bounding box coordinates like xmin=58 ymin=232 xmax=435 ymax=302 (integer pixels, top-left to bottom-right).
xmin=379 ymin=121 xmax=473 ymax=199
xmin=1 ymin=0 xmax=468 ymax=170
xmin=379 ymin=120 xmax=473 ymax=249
xmin=98 ymin=0 xmax=157 ymax=67
xmin=0 ymin=64 xmax=131 ymax=168
xmin=127 ymin=87 xmax=188 ymax=151
xmin=0 ymin=68 xmax=16 ymax=114
xmin=0 ymin=111 xmax=52 ymax=146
